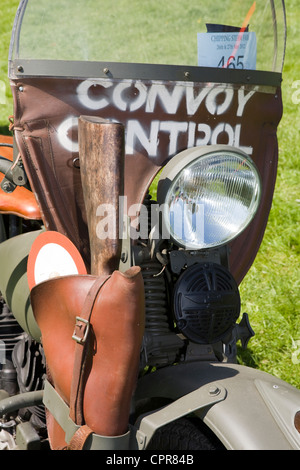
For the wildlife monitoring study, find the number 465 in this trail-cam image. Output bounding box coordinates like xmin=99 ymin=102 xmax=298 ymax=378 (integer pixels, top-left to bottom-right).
xmin=218 ymin=55 xmax=244 ymax=69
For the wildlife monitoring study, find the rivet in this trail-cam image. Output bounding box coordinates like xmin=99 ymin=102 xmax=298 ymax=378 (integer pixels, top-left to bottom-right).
xmin=17 ymin=65 xmax=24 ymax=73
xmin=103 ymin=67 xmax=110 ymax=74
xmin=72 ymin=157 xmax=80 ymax=169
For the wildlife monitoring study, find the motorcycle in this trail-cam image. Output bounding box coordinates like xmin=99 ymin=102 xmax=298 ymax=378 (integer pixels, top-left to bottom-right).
xmin=0 ymin=0 xmax=299 ymax=450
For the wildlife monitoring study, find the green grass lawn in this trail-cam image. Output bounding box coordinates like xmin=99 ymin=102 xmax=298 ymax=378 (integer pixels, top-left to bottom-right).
xmin=238 ymin=0 xmax=300 ymax=387
xmin=0 ymin=0 xmax=299 ymax=387
xmin=0 ymin=0 xmax=19 ymax=133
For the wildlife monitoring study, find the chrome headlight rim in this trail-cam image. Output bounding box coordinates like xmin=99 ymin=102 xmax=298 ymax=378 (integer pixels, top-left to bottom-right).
xmin=157 ymin=144 xmax=262 ymax=250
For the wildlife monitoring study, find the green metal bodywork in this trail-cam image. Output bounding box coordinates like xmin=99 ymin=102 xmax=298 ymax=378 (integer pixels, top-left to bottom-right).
xmin=135 ymin=362 xmax=300 ymax=450
xmin=2 ymin=359 xmax=299 ymax=450
xmin=0 ymin=229 xmax=42 ymax=342
xmin=0 ymin=229 xmax=299 ymax=450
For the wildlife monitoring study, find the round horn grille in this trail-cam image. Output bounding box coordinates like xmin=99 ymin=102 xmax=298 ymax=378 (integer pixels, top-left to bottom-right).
xmin=173 ymin=262 xmax=240 ymax=344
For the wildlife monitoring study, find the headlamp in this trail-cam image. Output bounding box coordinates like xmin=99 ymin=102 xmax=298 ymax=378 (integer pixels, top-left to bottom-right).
xmin=157 ymin=145 xmax=261 ymax=249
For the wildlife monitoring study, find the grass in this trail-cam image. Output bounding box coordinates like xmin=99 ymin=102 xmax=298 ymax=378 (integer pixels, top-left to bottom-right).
xmin=238 ymin=0 xmax=300 ymax=387
xmin=0 ymin=0 xmax=19 ymax=132
xmin=0 ymin=1 xmax=299 ymax=387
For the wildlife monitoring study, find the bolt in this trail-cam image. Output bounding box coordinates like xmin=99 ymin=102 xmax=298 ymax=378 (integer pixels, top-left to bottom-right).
xmin=2 ymin=181 xmax=14 ymax=193
xmin=17 ymin=65 xmax=24 ymax=73
xmin=103 ymin=67 xmax=110 ymax=74
xmin=209 ymin=385 xmax=221 ymax=396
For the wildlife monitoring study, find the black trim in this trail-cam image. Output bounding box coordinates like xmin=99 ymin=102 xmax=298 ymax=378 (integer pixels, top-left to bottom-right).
xmin=10 ymin=59 xmax=282 ymax=87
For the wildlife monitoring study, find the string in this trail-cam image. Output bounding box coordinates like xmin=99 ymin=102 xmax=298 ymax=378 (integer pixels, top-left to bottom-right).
xmin=225 ymin=1 xmax=256 ymax=68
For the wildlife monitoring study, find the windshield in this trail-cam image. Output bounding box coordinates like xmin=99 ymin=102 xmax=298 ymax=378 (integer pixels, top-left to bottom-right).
xmin=10 ymin=0 xmax=286 ymax=73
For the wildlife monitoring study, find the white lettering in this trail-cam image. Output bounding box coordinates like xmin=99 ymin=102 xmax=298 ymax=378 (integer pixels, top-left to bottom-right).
xmin=211 ymin=122 xmax=234 ymax=146
xmin=96 ymin=203 xmax=116 ymax=239
xmin=186 ymin=86 xmax=210 ymax=115
xmin=113 ymin=81 xmax=148 ymax=111
xmin=233 ymin=124 xmax=253 ymax=155
xmin=188 ymin=121 xmax=196 ymax=147
xmin=159 ymin=121 xmax=188 ymax=155
xmin=130 ymin=82 xmax=148 ymax=111
xmin=77 ymin=79 xmax=113 ymax=110
xmin=58 ymin=117 xmax=253 ymax=156
xmin=146 ymin=83 xmax=184 ymax=114
xmin=195 ymin=123 xmax=211 ymax=146
xmin=128 ymin=203 xmax=149 ymax=239
xmin=106 ymin=454 xmax=141 ymax=467
xmin=76 ymin=79 xmax=255 ymax=118
xmin=57 ymin=80 xmax=256 ymax=157
xmin=57 ymin=116 xmax=79 ymax=152
xmin=206 ymin=86 xmax=234 ymax=115
xmin=112 ymin=81 xmax=130 ymax=111
xmin=126 ymin=120 xmax=159 ymax=156
xmin=237 ymin=87 xmax=256 ymax=117
xmin=0 ymin=80 xmax=6 ymax=105
xmin=292 ymin=80 xmax=300 ymax=105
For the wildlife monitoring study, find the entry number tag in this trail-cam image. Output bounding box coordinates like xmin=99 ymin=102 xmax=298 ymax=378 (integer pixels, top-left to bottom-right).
xmin=197 ymin=32 xmax=257 ymax=70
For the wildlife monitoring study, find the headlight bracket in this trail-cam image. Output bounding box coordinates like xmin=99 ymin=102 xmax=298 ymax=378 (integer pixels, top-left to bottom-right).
xmin=169 ymin=245 xmax=229 ymax=275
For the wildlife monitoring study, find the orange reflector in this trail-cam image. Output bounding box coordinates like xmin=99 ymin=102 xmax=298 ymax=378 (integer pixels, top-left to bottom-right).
xmin=27 ymin=230 xmax=87 ymax=290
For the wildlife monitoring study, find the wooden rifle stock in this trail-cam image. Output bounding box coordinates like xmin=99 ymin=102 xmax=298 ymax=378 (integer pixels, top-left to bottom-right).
xmin=78 ymin=116 xmax=124 ymax=275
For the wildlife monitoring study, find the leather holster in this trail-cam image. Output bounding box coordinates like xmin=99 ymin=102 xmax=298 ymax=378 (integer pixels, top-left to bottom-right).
xmin=30 ymin=266 xmax=145 ymax=449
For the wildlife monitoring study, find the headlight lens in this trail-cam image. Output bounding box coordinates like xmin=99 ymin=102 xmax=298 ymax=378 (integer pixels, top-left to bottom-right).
xmin=157 ymin=146 xmax=261 ymax=249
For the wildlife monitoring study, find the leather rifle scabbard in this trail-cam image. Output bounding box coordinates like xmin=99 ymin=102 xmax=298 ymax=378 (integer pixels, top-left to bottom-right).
xmin=31 ymin=266 xmax=145 ymax=449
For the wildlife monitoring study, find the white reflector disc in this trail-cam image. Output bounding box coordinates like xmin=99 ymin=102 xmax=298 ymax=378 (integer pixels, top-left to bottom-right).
xmin=27 ymin=231 xmax=87 ymax=290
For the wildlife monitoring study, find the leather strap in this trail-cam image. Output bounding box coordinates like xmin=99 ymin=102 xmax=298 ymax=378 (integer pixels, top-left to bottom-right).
xmin=66 ymin=425 xmax=93 ymax=450
xmin=69 ymin=275 xmax=110 ymax=426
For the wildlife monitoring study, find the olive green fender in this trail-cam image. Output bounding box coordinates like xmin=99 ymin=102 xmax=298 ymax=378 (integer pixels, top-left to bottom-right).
xmin=0 ymin=230 xmax=42 ymax=341
xmin=134 ymin=361 xmax=300 ymax=450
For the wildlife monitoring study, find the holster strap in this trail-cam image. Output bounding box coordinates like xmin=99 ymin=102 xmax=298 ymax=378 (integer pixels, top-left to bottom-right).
xmin=43 ymin=379 xmax=132 ymax=450
xmin=67 ymin=425 xmax=93 ymax=450
xmin=70 ymin=275 xmax=110 ymax=425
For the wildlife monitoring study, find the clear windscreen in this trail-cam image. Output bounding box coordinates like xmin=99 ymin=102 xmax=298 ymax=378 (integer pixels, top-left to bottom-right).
xmin=10 ymin=0 xmax=286 ymax=72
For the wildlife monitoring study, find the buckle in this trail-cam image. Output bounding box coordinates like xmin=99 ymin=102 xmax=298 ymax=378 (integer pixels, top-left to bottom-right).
xmin=72 ymin=317 xmax=90 ymax=344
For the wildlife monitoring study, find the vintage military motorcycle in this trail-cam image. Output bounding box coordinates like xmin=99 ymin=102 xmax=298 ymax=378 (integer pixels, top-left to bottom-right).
xmin=0 ymin=0 xmax=299 ymax=450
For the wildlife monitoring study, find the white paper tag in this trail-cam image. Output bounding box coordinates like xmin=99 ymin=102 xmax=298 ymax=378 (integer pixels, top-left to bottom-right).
xmin=197 ymin=32 xmax=257 ymax=70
